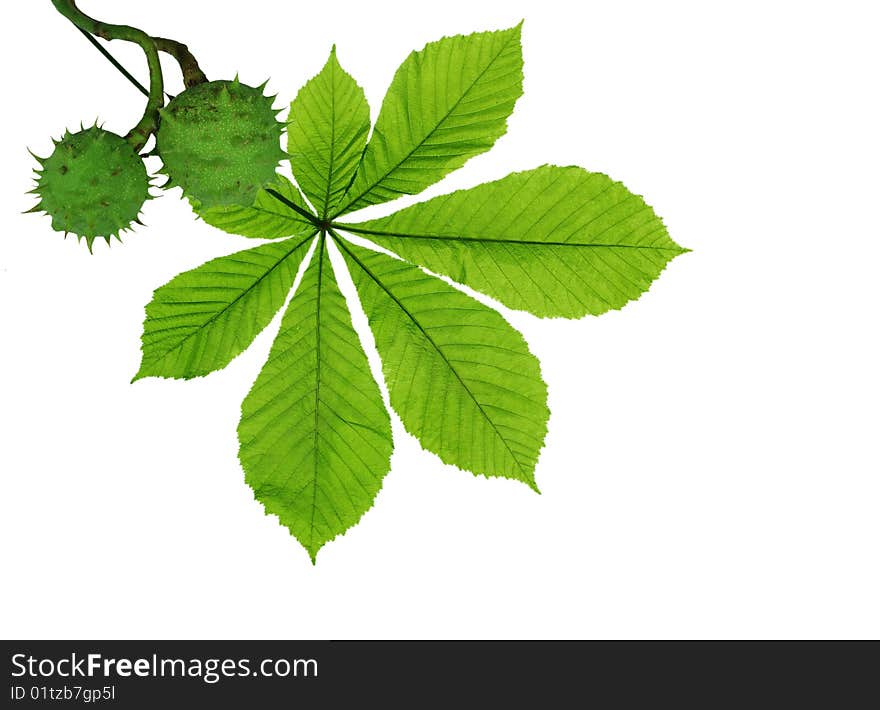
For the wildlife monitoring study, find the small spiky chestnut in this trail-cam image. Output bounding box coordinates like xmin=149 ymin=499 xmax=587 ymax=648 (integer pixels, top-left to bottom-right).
xmin=29 ymin=125 xmax=150 ymax=252
xmin=156 ymin=78 xmax=286 ymax=208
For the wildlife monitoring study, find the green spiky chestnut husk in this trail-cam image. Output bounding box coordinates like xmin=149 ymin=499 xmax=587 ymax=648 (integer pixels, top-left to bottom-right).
xmin=29 ymin=126 xmax=150 ymax=252
xmin=156 ymin=79 xmax=286 ymax=208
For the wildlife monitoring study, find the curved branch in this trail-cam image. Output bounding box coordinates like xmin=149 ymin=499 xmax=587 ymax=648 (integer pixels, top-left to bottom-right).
xmin=154 ymin=37 xmax=208 ymax=88
xmin=51 ymin=0 xmax=163 ymax=151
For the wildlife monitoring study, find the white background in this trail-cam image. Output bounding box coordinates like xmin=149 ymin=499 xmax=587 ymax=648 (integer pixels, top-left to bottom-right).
xmin=1 ymin=1 xmax=877 ymax=639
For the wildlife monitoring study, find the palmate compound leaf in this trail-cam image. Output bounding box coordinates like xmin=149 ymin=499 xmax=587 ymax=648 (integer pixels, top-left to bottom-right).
xmin=287 ymin=47 xmax=370 ymax=218
xmin=339 ymin=166 xmax=687 ymax=318
xmin=336 ymin=236 xmax=549 ymax=489
xmin=334 ymin=24 xmax=524 ymax=216
xmin=239 ymin=236 xmax=392 ymax=561
xmin=134 ymin=235 xmax=314 ymax=380
xmin=132 ymin=24 xmax=685 ymax=561
xmin=196 ymin=175 xmax=315 ymax=239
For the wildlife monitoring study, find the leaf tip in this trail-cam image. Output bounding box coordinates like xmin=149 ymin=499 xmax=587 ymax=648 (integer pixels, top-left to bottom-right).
xmin=303 ymin=536 xmax=324 ymax=564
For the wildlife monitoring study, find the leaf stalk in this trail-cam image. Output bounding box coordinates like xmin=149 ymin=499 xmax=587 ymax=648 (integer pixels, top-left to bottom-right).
xmin=265 ymin=188 xmax=324 ymax=227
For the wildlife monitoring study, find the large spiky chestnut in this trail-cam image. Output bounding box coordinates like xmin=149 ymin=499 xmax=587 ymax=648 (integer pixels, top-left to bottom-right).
xmin=156 ymin=79 xmax=286 ymax=208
